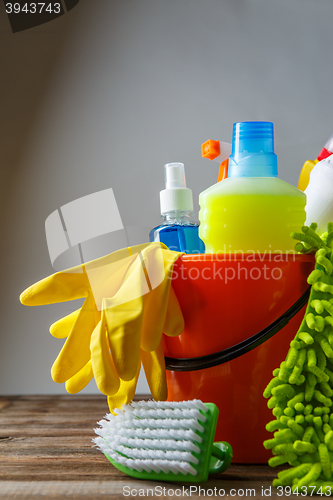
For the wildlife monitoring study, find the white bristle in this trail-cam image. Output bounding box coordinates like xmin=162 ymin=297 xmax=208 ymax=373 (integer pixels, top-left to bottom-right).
xmin=95 ymin=426 xmax=201 ymax=453
xmin=123 ymin=417 xmax=204 ymax=433
xmin=96 ymin=424 xmax=203 ymax=444
xmin=114 ymin=407 xmax=206 ymax=422
xmin=114 ymin=445 xmax=199 ymax=464
xmin=131 ymin=407 xmax=207 ymax=422
xmin=93 ymin=437 xmax=198 ymax=476
xmin=104 ymin=413 xmax=204 ymax=432
xmin=114 ymin=437 xmax=200 ymax=454
xmin=131 ymin=399 xmax=208 ymax=413
xmin=93 ymin=399 xmax=209 ymax=476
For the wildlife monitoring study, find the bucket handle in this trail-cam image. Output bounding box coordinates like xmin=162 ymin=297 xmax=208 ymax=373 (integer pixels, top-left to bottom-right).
xmin=165 ymin=286 xmax=310 ymax=372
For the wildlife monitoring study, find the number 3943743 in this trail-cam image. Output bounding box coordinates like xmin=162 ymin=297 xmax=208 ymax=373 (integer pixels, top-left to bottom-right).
xmin=277 ymin=485 xmax=332 ymax=496
xmin=5 ymin=3 xmax=61 ymax=14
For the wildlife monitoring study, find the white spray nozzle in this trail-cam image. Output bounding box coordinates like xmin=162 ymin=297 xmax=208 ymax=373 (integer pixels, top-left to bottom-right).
xmin=165 ymin=163 xmax=186 ymax=189
xmin=160 ymin=162 xmax=194 ymax=214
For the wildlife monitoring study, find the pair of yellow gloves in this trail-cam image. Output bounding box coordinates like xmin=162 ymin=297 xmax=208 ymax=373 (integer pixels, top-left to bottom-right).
xmin=20 ymin=243 xmax=184 ymax=412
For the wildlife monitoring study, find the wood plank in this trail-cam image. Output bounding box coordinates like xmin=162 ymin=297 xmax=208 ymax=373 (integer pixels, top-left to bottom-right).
xmin=0 ymin=398 xmax=12 ymax=411
xmin=0 ymin=395 xmax=283 ymax=498
xmin=0 ymin=479 xmax=283 ymax=500
xmin=0 ymin=415 xmax=103 ymax=437
xmin=0 ymin=395 xmax=149 ymax=414
xmin=0 ymin=395 xmax=110 ymax=415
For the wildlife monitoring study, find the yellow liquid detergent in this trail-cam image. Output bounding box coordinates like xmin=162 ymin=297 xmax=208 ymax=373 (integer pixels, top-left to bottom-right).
xmin=199 ymin=177 xmax=306 ymax=253
xmin=199 ymin=122 xmax=306 ymax=254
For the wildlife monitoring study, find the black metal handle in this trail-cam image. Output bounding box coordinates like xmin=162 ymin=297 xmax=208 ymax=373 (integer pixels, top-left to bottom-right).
xmin=165 ymin=286 xmax=310 ymax=372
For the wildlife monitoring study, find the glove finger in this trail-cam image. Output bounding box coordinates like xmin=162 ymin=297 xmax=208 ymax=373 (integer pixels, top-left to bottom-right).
xmin=51 ymin=294 xmax=98 ymax=383
xmin=20 ymin=243 xmax=152 ymax=308
xmin=140 ymin=246 xmax=181 ymax=351
xmin=84 ymin=254 xmax=136 ymax=310
xmin=50 ymin=309 xmax=80 ymax=339
xmin=105 ymin=256 xmax=146 ymax=381
xmin=105 ymin=296 xmax=143 ymax=381
xmin=20 ymin=269 xmax=90 ymax=306
xmin=84 ymin=242 xmax=157 ymax=307
xmin=163 ymin=286 xmax=185 ymax=337
xmin=90 ymin=309 xmax=120 ymax=396
xmin=107 ymin=362 xmax=141 ymax=414
xmin=140 ymin=338 xmax=167 ymax=401
xmin=141 ymin=281 xmax=169 ymax=352
xmin=65 ymin=360 xmax=93 ymax=394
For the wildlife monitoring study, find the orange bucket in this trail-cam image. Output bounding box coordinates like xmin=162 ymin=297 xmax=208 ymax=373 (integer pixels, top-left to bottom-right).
xmin=164 ymin=253 xmax=315 ymax=463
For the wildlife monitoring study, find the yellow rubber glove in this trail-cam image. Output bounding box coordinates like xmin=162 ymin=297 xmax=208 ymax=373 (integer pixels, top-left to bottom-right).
xmin=106 ymin=339 xmax=167 ymax=414
xmin=20 ymin=242 xmax=184 ymax=411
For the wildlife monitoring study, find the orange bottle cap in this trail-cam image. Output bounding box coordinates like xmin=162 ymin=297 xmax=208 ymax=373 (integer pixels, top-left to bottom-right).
xmin=202 ymin=140 xmax=220 ymax=160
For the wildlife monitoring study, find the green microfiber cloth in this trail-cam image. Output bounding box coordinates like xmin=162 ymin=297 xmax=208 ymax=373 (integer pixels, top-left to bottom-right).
xmin=264 ymin=222 xmax=333 ymax=495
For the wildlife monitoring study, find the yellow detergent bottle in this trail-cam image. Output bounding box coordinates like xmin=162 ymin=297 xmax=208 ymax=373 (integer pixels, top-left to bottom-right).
xmin=199 ymin=121 xmax=306 ymax=254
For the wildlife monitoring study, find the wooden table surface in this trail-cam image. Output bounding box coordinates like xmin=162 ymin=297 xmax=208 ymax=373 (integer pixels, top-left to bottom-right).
xmin=0 ymin=395 xmax=286 ymax=499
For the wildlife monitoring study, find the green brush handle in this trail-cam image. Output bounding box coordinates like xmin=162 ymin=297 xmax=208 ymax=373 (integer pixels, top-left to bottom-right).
xmin=209 ymin=441 xmax=233 ymax=475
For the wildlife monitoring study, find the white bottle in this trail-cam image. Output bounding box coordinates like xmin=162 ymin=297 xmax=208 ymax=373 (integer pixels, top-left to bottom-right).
xmin=304 ymin=154 xmax=333 ymax=234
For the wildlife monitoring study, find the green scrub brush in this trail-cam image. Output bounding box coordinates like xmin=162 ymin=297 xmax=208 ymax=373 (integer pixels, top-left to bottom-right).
xmin=263 ymin=223 xmax=333 ymax=494
xmin=93 ymin=399 xmax=233 ymax=482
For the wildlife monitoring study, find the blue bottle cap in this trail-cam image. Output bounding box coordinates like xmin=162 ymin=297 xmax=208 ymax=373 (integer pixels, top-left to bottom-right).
xmin=228 ymin=121 xmax=278 ymax=178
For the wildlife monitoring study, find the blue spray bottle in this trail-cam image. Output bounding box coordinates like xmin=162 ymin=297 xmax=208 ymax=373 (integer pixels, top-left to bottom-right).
xmin=149 ymin=162 xmax=205 ymax=253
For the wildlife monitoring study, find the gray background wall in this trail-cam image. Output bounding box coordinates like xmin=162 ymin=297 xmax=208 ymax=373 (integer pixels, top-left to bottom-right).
xmin=1 ymin=0 xmax=333 ymax=395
